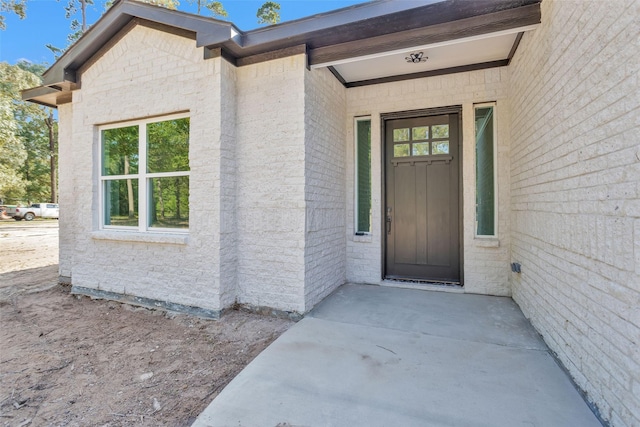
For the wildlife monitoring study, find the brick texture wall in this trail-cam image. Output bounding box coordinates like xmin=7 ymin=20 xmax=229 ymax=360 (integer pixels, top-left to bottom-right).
xmin=345 ymin=69 xmax=512 ymax=295
xmin=235 ymin=55 xmax=307 ymax=313
xmin=218 ymin=59 xmax=238 ymax=309
xmin=67 ymin=25 xmax=227 ymax=312
xmin=509 ymin=1 xmax=640 ymax=425
xmin=57 ymin=103 xmax=73 ymax=280
xmin=303 ymin=67 xmax=347 ymax=309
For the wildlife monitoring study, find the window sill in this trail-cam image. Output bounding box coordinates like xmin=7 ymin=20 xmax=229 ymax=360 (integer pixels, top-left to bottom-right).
xmin=474 ymin=237 xmax=500 ymax=248
xmin=353 ymin=233 xmax=373 ymax=243
xmin=91 ymin=230 xmax=188 ymax=245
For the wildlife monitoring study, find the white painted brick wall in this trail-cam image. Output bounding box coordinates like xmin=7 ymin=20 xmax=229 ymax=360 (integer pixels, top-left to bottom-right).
xmin=509 ymin=0 xmax=640 ymax=425
xmin=218 ymin=59 xmax=238 ymax=309
xmin=303 ymin=67 xmax=347 ymax=310
xmin=235 ymin=55 xmax=307 ymax=313
xmin=345 ymin=68 xmax=512 ymax=295
xmin=57 ymin=103 xmax=73 ymax=280
xmin=67 ymin=25 xmax=228 ymax=312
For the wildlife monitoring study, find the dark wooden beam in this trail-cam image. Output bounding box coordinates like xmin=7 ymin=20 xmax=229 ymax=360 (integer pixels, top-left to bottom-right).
xmin=236 ymin=44 xmax=307 ymax=67
xmin=327 ymin=66 xmax=347 ymax=86
xmin=309 ymin=4 xmax=540 ymax=66
xmin=344 ymin=60 xmax=509 ymax=88
xmin=507 ymin=32 xmax=524 ymax=63
xmin=203 ymin=46 xmax=237 ymax=65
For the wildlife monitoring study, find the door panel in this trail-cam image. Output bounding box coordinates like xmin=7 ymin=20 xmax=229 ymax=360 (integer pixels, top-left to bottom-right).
xmin=385 ymin=114 xmax=460 ymax=282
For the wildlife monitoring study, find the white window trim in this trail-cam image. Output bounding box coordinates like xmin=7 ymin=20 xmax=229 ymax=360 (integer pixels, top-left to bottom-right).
xmin=99 ymin=112 xmax=190 ymax=234
xmin=474 ymin=102 xmax=498 ymax=238
xmin=354 ymin=116 xmax=372 ymax=235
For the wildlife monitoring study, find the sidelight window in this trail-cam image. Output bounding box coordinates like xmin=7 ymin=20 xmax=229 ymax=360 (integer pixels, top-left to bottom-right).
xmin=355 ymin=117 xmax=371 ymax=234
xmin=475 ymin=103 xmax=497 ymax=237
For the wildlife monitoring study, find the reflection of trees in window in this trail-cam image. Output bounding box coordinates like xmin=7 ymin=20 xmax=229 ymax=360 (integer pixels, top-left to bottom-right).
xmin=102 ymin=125 xmax=138 ymax=220
xmin=100 ymin=116 xmax=189 ymax=230
xmin=356 ymin=119 xmax=371 ymax=233
xmin=475 ymin=106 xmax=495 ymax=236
xmin=147 ymin=118 xmax=190 ymax=228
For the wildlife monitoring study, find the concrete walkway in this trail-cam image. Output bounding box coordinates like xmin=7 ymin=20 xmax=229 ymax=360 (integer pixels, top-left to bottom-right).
xmin=193 ymin=284 xmax=601 ymax=427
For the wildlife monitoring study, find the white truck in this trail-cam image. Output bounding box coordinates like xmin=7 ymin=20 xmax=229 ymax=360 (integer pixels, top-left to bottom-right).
xmin=8 ymin=203 xmax=59 ymax=221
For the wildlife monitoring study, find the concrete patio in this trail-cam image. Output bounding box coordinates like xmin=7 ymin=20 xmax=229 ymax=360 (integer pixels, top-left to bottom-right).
xmin=192 ymin=284 xmax=602 ymax=427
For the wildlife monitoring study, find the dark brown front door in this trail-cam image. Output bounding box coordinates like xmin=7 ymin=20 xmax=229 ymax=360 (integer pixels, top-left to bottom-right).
xmin=385 ymin=113 xmax=460 ymax=283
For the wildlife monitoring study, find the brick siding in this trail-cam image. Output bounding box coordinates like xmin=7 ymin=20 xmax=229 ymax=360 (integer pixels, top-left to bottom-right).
xmin=304 ymin=67 xmax=347 ymax=309
xmin=509 ymin=1 xmax=640 ymax=425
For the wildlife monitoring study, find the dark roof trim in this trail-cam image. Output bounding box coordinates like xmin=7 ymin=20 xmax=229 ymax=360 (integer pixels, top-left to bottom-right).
xmin=338 ymin=59 xmax=510 ymax=88
xmin=507 ymin=31 xmax=524 ymax=63
xmin=217 ymin=0 xmax=541 ymax=59
xmin=41 ymin=0 xmax=236 ymax=86
xmin=23 ymin=0 xmax=541 ymax=105
xmin=309 ymin=3 xmax=540 ymax=66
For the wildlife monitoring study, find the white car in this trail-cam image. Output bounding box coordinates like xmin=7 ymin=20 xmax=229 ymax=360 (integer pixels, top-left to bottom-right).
xmin=11 ymin=203 xmax=59 ymax=221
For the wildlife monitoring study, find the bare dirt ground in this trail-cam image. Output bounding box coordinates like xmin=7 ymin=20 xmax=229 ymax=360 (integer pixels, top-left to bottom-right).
xmin=0 ymin=220 xmax=294 ymax=426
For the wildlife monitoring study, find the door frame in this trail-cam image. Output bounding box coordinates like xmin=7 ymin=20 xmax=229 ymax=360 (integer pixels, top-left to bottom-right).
xmin=380 ymin=105 xmax=464 ymax=285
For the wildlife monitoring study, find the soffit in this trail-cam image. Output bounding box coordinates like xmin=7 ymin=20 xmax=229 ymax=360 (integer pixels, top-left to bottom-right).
xmin=322 ymin=28 xmax=530 ymax=86
xmin=22 ymin=0 xmax=541 ymax=106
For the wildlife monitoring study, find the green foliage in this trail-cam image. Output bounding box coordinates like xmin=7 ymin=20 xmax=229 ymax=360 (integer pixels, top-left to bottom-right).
xmin=0 ymin=0 xmax=26 ymax=30
xmin=0 ymin=62 xmax=54 ymax=204
xmin=142 ymin=0 xmax=180 ymax=10
xmin=102 ymin=119 xmax=189 ymax=227
xmin=146 ymin=118 xmax=189 ymax=225
xmin=257 ymin=1 xmax=280 ymax=25
xmin=205 ymin=1 xmax=227 ymax=18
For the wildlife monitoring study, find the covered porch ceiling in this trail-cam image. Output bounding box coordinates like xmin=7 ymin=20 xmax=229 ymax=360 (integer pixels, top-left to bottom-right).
xmin=317 ymin=27 xmax=532 ymax=87
xmin=23 ymin=0 xmax=541 ymax=107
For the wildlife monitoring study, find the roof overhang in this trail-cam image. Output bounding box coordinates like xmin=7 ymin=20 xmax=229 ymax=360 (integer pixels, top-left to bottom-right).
xmin=23 ymin=0 xmax=541 ymax=107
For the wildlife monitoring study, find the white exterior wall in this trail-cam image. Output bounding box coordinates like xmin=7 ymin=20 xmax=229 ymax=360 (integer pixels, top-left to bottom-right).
xmin=509 ymin=1 xmax=640 ymax=425
xmin=57 ymin=103 xmax=74 ymax=281
xmin=303 ymin=67 xmax=347 ymax=310
xmin=235 ymin=55 xmax=307 ymax=313
xmin=345 ymin=70 xmax=512 ymax=295
xmin=67 ymin=25 xmax=228 ymax=313
xmin=217 ymin=59 xmax=238 ymax=308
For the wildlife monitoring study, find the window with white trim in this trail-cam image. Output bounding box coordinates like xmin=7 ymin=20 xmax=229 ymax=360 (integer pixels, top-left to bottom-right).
xmin=100 ymin=114 xmax=190 ymax=232
xmin=355 ymin=117 xmax=371 ymax=234
xmin=475 ymin=103 xmax=497 ymax=237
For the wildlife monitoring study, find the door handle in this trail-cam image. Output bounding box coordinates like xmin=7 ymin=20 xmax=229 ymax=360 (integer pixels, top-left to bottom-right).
xmin=386 ymin=207 xmax=392 ymax=234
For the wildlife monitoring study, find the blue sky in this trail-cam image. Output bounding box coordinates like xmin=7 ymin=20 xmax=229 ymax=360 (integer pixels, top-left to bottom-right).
xmin=0 ymin=0 xmax=365 ymax=66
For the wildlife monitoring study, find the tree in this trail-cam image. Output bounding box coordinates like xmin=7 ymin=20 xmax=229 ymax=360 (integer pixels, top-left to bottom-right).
xmin=0 ymin=0 xmax=26 ymax=30
xmin=47 ymin=0 xmax=180 ymax=58
xmin=15 ymin=61 xmax=58 ymax=204
xmin=141 ymin=0 xmax=179 ymax=9
xmin=257 ymin=1 xmax=280 ymax=25
xmin=205 ymin=1 xmax=226 ymax=18
xmin=0 ymin=62 xmax=43 ymax=204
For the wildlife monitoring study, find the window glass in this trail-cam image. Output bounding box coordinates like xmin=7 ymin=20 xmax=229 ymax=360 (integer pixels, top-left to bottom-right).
xmin=147 ymin=118 xmax=190 ymax=173
xmin=102 ymin=126 xmax=139 ymax=175
xmin=100 ymin=114 xmax=189 ymax=231
xmin=432 ymin=124 xmax=449 ymax=138
xmin=149 ymin=176 xmax=189 ymax=229
xmin=393 ymin=128 xmax=409 ymax=142
xmin=356 ymin=119 xmax=371 ymax=233
xmin=412 ymin=126 xmax=428 ymax=140
xmin=104 ymin=179 xmax=139 ymax=227
xmin=432 ymin=141 xmax=450 ymax=155
xmin=394 ymin=144 xmax=410 ymax=157
xmin=475 ymin=105 xmax=496 ymax=236
xmin=412 ymin=142 xmax=430 ymax=156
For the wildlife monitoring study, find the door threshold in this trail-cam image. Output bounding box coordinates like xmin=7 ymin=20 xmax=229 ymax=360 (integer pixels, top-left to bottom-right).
xmin=381 ymin=278 xmax=464 ymax=293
